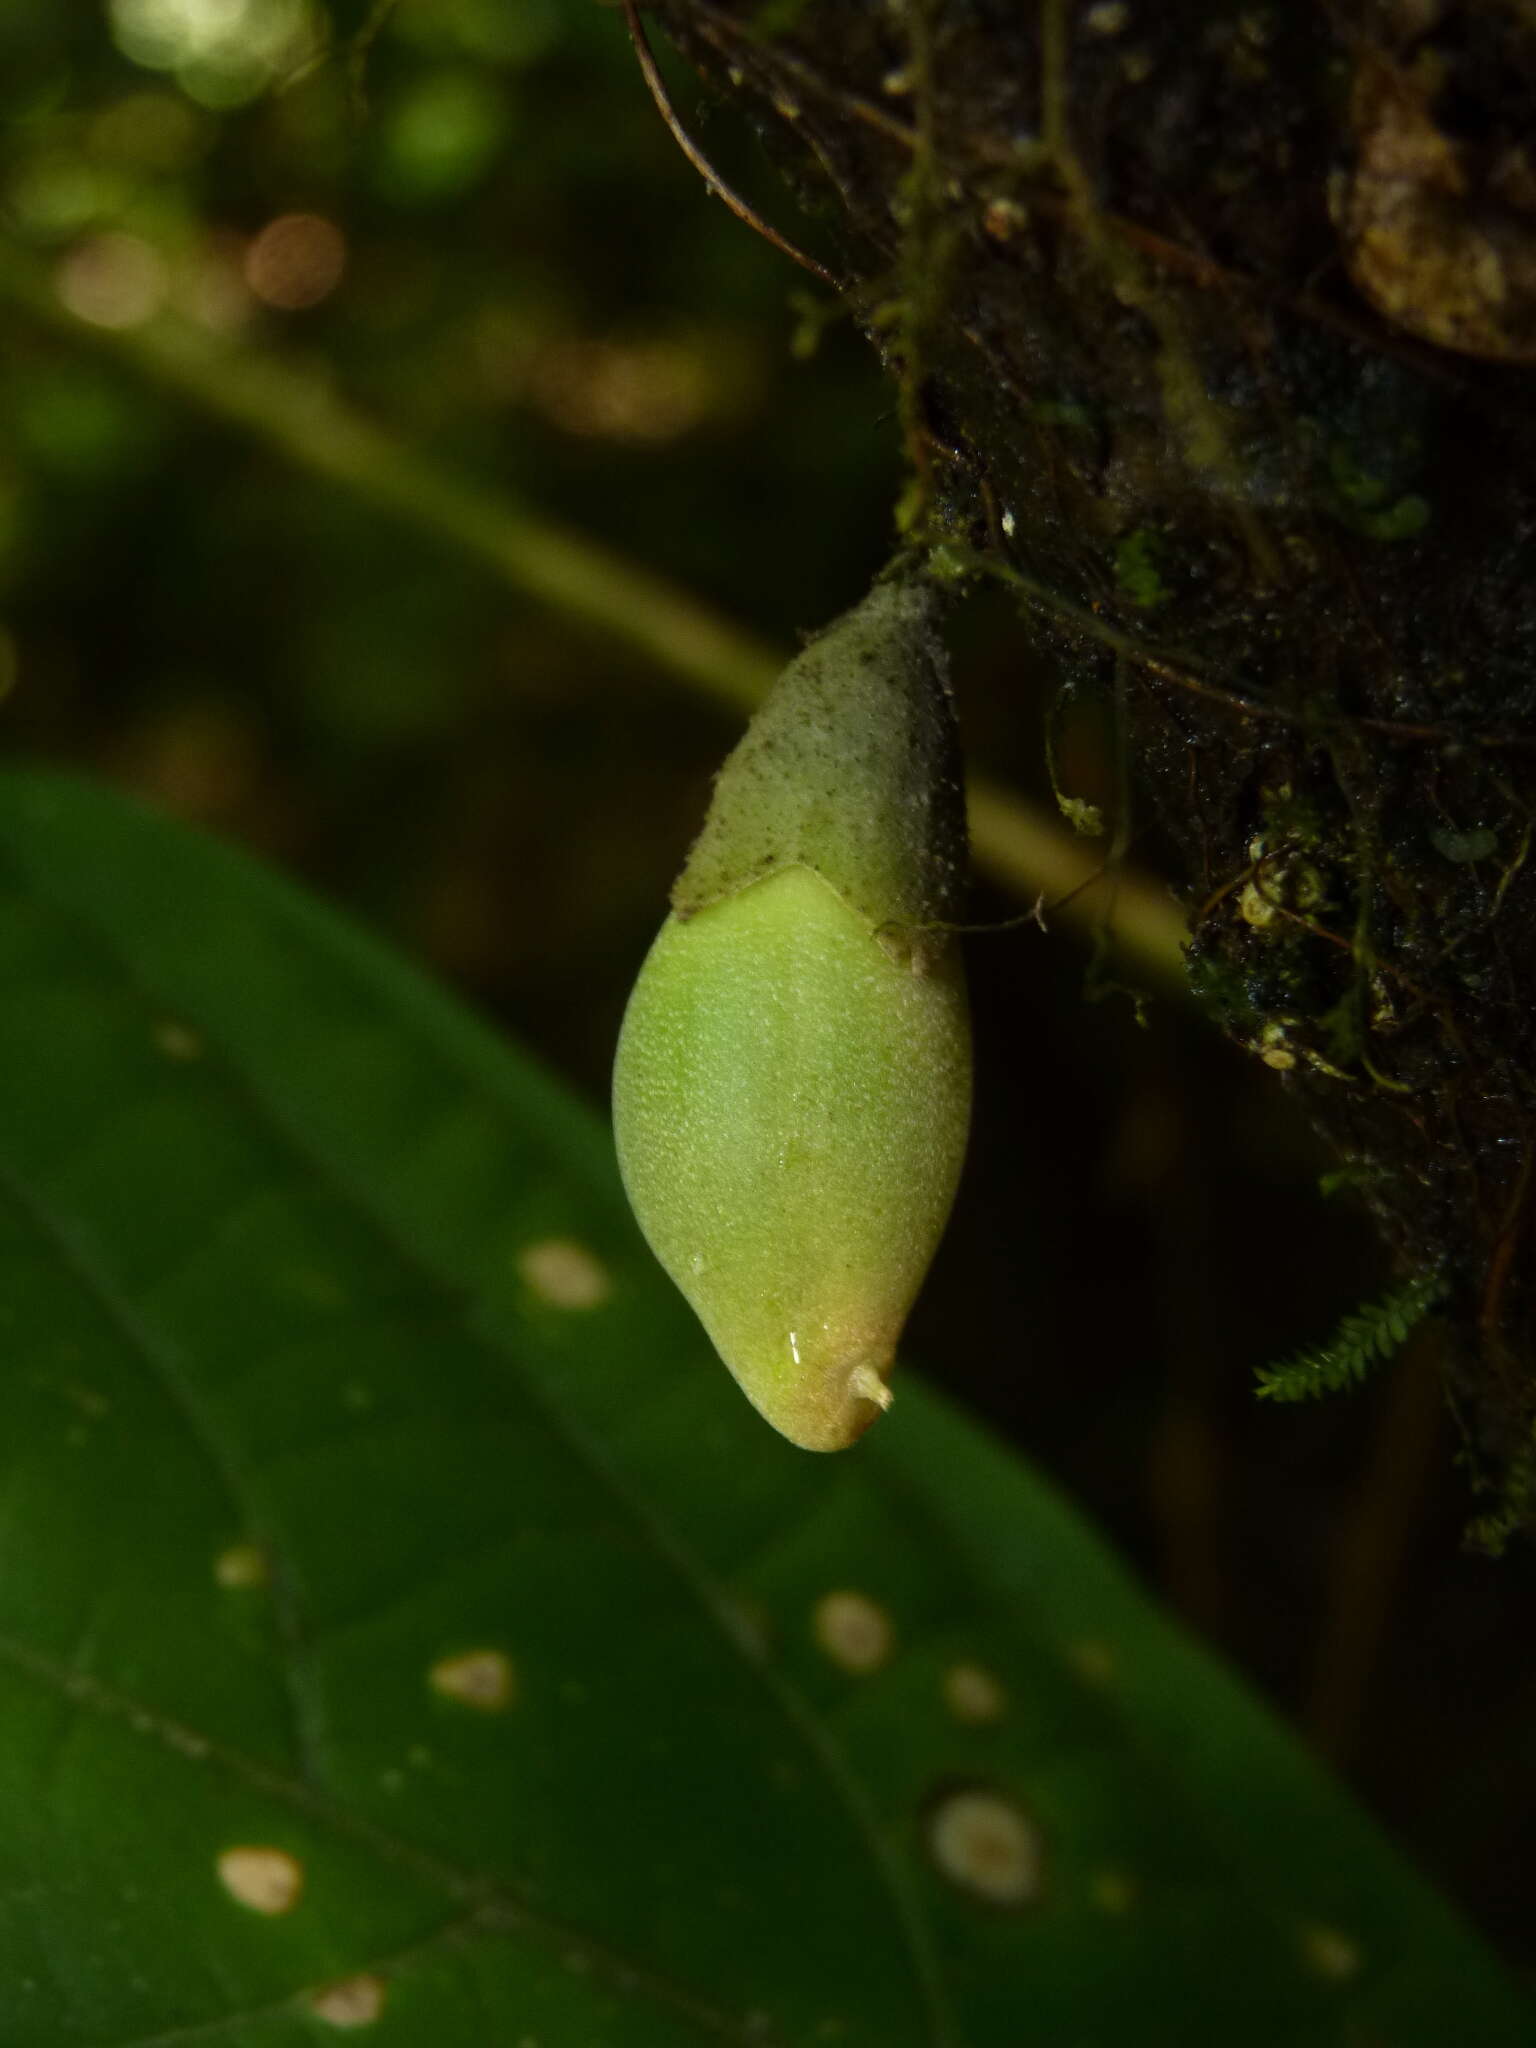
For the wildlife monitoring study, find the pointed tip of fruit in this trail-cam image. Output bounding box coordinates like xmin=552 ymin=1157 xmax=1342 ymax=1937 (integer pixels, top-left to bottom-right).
xmin=848 ymin=1361 xmax=894 ymax=1414
xmin=732 ymin=1338 xmax=897 ymax=1453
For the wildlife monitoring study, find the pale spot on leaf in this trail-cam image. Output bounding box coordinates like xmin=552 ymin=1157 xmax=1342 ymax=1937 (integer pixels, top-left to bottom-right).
xmin=518 ymin=1237 xmax=612 ymax=1310
xmin=1092 ymin=1868 xmax=1137 ymax=1914
xmin=216 ymin=1845 xmax=303 ymax=1916
xmin=927 ymin=1787 xmax=1043 ymax=1907
xmin=429 ymin=1647 xmax=517 ymax=1712
xmin=1066 ymin=1638 xmax=1116 ymax=1686
xmin=942 ymin=1661 xmax=1007 ymax=1724
xmin=214 ymin=1543 xmax=268 ymax=1590
xmin=152 ymin=1019 xmax=202 ymax=1061
xmin=812 ymin=1590 xmax=894 ymax=1674
xmin=309 ymin=1974 xmax=385 ymax=2028
xmin=1300 ymin=1922 xmax=1362 ymax=1981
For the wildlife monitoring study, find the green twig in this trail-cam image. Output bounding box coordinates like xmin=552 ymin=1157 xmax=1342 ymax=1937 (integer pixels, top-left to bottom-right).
xmin=0 ymin=238 xmax=1188 ymax=988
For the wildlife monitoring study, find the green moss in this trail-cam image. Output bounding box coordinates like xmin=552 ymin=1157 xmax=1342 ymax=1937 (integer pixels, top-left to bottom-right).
xmin=1028 ymin=397 xmax=1096 ymax=431
xmin=1258 ymin=783 xmax=1327 ymax=849
xmin=1431 ymin=825 xmax=1499 ymax=865
xmin=1325 ymin=442 xmax=1431 ymax=541
xmin=1056 ymin=794 xmax=1106 ymax=836
xmin=1113 ymin=528 xmax=1170 ymax=608
xmin=749 ymin=0 xmax=819 ymax=36
xmin=1186 ymin=952 xmax=1263 ymax=1033
xmin=1256 ymin=1271 xmax=1447 ymax=1403
xmin=1466 ymin=1427 xmax=1536 ymax=1557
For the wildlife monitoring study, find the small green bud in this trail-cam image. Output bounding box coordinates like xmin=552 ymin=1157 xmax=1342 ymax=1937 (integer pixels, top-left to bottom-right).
xmin=612 ymin=579 xmax=972 ymax=1451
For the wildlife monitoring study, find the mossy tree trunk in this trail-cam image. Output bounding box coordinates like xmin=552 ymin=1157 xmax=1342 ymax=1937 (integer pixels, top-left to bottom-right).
xmin=648 ymin=0 xmax=1536 ymax=1538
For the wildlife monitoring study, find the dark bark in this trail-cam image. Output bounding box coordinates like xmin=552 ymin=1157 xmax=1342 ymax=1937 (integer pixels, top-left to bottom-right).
xmin=649 ymin=0 xmax=1536 ymax=1537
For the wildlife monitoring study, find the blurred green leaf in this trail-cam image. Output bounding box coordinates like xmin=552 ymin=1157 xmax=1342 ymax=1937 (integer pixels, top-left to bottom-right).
xmin=374 ymin=69 xmax=509 ymax=204
xmin=0 ymin=769 xmax=1525 ymax=2045
xmin=11 ymin=366 xmax=160 ymax=480
xmin=392 ymin=0 xmax=560 ymax=67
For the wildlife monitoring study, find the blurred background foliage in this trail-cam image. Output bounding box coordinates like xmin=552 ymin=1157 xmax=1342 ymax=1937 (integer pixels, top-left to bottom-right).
xmin=0 ymin=0 xmax=1531 ymax=1971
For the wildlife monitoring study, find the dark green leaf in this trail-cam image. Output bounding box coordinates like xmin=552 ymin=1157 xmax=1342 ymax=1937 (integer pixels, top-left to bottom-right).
xmin=0 ymin=772 xmax=1523 ymax=2046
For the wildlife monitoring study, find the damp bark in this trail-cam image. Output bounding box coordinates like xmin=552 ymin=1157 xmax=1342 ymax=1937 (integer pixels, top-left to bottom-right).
xmin=647 ymin=0 xmax=1536 ymax=1538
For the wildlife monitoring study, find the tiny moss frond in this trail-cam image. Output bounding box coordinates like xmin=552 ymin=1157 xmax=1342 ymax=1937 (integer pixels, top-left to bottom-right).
xmin=1255 ymin=1270 xmax=1448 ymax=1404
xmin=1464 ymin=1428 xmax=1536 ymax=1556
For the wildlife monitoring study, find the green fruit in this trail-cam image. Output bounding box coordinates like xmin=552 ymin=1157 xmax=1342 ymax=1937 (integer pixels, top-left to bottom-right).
xmin=612 ymin=578 xmax=972 ymax=1451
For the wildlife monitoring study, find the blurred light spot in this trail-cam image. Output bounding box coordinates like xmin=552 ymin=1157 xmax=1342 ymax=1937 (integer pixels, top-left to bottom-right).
xmin=153 ymin=1019 xmax=203 ymax=1061
xmin=110 ymin=0 xmax=318 ymax=109
xmin=214 ymin=1542 xmax=268 ymax=1589
xmin=812 ymin=1590 xmax=894 ymax=1675
xmin=1091 ymin=1867 xmax=1137 ymax=1914
xmin=90 ymin=90 xmax=206 ymax=171
xmin=114 ymin=0 xmax=249 ymax=69
xmin=56 ymin=233 xmax=169 ymax=330
xmin=216 ymin=1844 xmax=303 ymax=1915
xmin=982 ymin=197 xmax=1028 ymax=245
xmin=927 ymin=1787 xmax=1043 ymax=1907
xmin=7 ymin=154 xmax=109 ymax=240
xmin=1300 ymin=1922 xmax=1362 ymax=1981
xmin=518 ymin=1237 xmax=612 ymax=1311
xmin=429 ymin=1648 xmax=517 ymax=1712
xmin=379 ymin=70 xmax=505 ymax=202
xmin=184 ymin=232 xmax=254 ymax=332
xmin=110 ymin=0 xmax=306 ymax=68
xmin=308 ymin=1975 xmax=386 ymax=2028
xmin=1065 ymin=1637 xmax=1116 ymax=1686
xmin=116 ymin=698 xmax=263 ymax=824
xmin=942 ymin=1661 xmax=1008 ymax=1724
xmin=244 ymin=213 xmax=346 ymax=310
xmin=531 ymin=337 xmax=716 ymax=444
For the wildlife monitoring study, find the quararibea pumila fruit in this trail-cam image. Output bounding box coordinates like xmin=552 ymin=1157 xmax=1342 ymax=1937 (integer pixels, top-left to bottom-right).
xmin=611 ymin=576 xmax=972 ymax=1451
